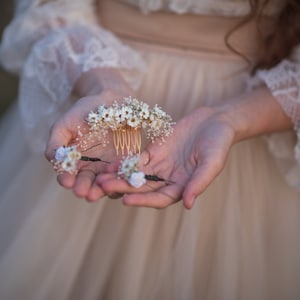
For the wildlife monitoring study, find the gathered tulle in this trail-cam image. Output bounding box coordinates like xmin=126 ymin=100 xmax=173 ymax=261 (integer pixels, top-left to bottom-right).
xmin=0 ymin=0 xmax=146 ymax=152
xmin=1 ymin=0 xmax=300 ymax=299
xmin=122 ymin=0 xmax=284 ymax=15
xmin=1 ymin=43 xmax=300 ymax=300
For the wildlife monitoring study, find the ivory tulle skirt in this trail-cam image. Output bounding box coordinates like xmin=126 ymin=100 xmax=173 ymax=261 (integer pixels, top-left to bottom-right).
xmin=1 ymin=40 xmax=300 ymax=300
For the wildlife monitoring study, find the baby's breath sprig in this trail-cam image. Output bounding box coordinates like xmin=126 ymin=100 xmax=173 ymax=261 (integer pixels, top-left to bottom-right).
xmin=118 ymin=154 xmax=175 ymax=188
xmin=86 ymin=97 xmax=175 ymax=156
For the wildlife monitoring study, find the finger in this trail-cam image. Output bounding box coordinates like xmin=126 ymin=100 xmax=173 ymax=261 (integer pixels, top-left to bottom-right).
xmin=100 ymin=177 xmax=150 ymax=194
xmin=122 ymin=183 xmax=182 ymax=208
xmin=139 ymin=149 xmax=151 ymax=166
xmin=86 ymin=182 xmax=106 ymax=202
xmin=96 ymin=172 xmax=118 ymax=184
xmin=73 ymin=168 xmax=96 ymax=198
xmin=45 ymin=122 xmax=73 ymax=161
xmin=57 ymin=173 xmax=76 ymax=189
xmin=182 ymin=159 xmax=223 ymax=209
xmin=107 ymin=192 xmax=124 ymax=199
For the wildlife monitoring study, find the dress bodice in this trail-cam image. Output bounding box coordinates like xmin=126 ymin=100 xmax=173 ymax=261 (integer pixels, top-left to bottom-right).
xmin=118 ymin=0 xmax=285 ymax=15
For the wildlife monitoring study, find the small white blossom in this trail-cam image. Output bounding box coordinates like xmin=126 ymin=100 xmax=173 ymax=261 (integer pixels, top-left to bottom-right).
xmin=55 ymin=146 xmax=67 ymax=161
xmin=53 ymin=145 xmax=82 ymax=174
xmin=87 ymin=112 xmax=99 ymax=124
xmin=128 ymin=171 xmax=146 ymax=188
xmin=121 ymin=106 xmax=133 ymax=120
xmin=61 ymin=159 xmax=77 ymax=174
xmin=102 ymin=107 xmax=114 ymax=122
xmin=115 ymin=109 xmax=125 ymax=123
xmin=97 ymin=105 xmax=106 ymax=115
xmin=149 ymin=119 xmax=163 ymax=131
xmin=127 ymin=115 xmax=141 ymax=128
xmin=153 ymin=105 xmax=167 ymax=117
xmin=118 ymin=154 xmax=140 ymax=179
xmin=67 ymin=148 xmax=81 ymax=161
xmin=139 ymin=105 xmax=150 ymax=119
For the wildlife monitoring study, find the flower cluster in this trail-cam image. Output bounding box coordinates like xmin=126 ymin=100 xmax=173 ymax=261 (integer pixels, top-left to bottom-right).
xmin=86 ymin=97 xmax=174 ymax=142
xmin=118 ymin=154 xmax=146 ymax=188
xmin=52 ymin=146 xmax=81 ymax=174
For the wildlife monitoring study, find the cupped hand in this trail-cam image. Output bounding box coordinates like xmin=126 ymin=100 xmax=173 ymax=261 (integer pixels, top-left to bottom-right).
xmin=97 ymin=106 xmax=237 ymax=209
xmin=45 ymin=89 xmax=129 ymax=201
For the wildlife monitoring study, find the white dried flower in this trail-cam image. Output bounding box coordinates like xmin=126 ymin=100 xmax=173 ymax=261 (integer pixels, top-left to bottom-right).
xmin=118 ymin=154 xmax=140 ymax=179
xmin=102 ymin=107 xmax=114 ymax=122
xmin=61 ymin=159 xmax=77 ymax=174
xmin=153 ymin=104 xmax=167 ymax=118
xmin=115 ymin=109 xmax=125 ymax=123
xmin=121 ymin=106 xmax=133 ymax=120
xmin=127 ymin=115 xmax=141 ymax=128
xmin=87 ymin=112 xmax=100 ymax=124
xmin=97 ymin=104 xmax=106 ymax=115
xmin=139 ymin=105 xmax=150 ymax=119
xmin=53 ymin=145 xmax=82 ymax=174
xmin=55 ymin=146 xmax=68 ymax=161
xmin=128 ymin=171 xmax=146 ymax=188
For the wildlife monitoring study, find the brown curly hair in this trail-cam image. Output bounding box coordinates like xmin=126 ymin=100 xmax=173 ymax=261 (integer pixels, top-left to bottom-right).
xmin=226 ymin=0 xmax=300 ymax=73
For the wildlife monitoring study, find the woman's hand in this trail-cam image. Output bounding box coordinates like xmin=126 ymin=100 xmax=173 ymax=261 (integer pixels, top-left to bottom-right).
xmin=45 ymin=68 xmax=133 ymax=201
xmin=97 ymin=86 xmax=293 ymax=209
xmin=97 ymin=106 xmax=236 ymax=209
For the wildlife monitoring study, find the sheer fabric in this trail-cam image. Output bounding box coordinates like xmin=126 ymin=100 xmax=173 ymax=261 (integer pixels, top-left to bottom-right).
xmin=0 ymin=0 xmax=299 ymax=170
xmin=122 ymin=0 xmax=284 ymax=15
xmin=256 ymin=47 xmax=300 ymax=188
xmin=0 ymin=0 xmax=300 ymax=185
xmin=1 ymin=1 xmax=300 ymax=299
xmin=0 ymin=0 xmax=146 ymax=151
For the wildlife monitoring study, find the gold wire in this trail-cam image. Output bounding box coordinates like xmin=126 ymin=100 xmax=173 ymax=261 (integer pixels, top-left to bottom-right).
xmin=119 ymin=129 xmax=125 ymax=155
xmin=113 ymin=130 xmax=119 ymax=156
xmin=112 ymin=127 xmax=142 ymax=156
xmin=125 ymin=127 xmax=131 ymax=154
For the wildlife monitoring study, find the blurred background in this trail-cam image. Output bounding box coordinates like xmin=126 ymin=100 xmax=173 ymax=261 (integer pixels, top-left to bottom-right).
xmin=0 ymin=0 xmax=19 ymax=117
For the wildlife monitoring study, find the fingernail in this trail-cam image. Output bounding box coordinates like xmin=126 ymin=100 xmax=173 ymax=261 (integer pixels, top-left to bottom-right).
xmin=186 ymin=196 xmax=195 ymax=209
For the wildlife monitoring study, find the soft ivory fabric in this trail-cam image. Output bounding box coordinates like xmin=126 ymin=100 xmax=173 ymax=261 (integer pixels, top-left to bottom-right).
xmin=0 ymin=0 xmax=299 ymax=178
xmin=122 ymin=0 xmax=285 ymax=15
xmin=0 ymin=1 xmax=300 ymax=300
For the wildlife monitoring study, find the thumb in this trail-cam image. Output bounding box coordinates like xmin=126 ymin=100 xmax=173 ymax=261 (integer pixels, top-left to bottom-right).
xmin=44 ymin=122 xmax=73 ymax=161
xmin=182 ymin=160 xmax=222 ymax=209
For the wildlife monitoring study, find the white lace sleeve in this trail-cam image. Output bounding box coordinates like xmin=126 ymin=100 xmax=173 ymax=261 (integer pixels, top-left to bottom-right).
xmin=256 ymin=47 xmax=300 ymax=189
xmin=0 ymin=0 xmax=146 ymax=152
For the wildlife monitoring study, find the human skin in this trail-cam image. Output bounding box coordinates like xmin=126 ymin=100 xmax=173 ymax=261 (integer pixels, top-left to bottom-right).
xmin=46 ymin=69 xmax=292 ymax=208
xmin=97 ymin=86 xmax=293 ymax=209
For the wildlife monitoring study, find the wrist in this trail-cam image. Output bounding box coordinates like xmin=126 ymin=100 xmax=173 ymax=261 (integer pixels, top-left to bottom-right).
xmin=213 ymin=86 xmax=293 ymax=143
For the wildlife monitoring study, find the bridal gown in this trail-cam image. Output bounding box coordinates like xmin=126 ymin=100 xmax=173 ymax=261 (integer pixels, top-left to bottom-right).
xmin=1 ymin=0 xmax=300 ymax=299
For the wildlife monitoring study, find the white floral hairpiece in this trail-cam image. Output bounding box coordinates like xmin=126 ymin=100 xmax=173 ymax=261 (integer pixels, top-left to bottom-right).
xmin=118 ymin=154 xmax=146 ymax=188
xmin=85 ymin=97 xmax=175 ymax=156
xmin=52 ymin=145 xmax=109 ymax=174
xmin=52 ymin=145 xmax=82 ymax=174
xmin=118 ymin=154 xmax=175 ymax=188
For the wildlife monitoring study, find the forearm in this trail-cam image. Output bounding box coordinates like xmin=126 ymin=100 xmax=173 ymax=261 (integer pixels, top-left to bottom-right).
xmin=216 ymin=85 xmax=293 ymax=143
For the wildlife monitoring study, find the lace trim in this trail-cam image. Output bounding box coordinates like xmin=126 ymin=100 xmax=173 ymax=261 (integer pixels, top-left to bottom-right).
xmin=123 ymin=0 xmax=283 ymax=16
xmin=18 ymin=24 xmax=145 ymax=151
xmin=257 ymin=60 xmax=300 ymax=161
xmin=254 ymin=57 xmax=300 ymax=189
xmin=0 ymin=0 xmax=146 ymax=152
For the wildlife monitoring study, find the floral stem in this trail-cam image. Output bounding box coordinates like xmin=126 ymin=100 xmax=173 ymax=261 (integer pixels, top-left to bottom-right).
xmin=144 ymin=174 xmax=175 ymax=185
xmin=80 ymin=156 xmax=110 ymax=163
